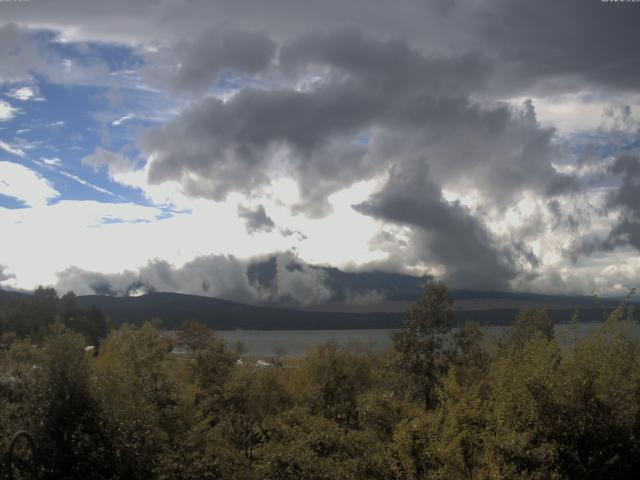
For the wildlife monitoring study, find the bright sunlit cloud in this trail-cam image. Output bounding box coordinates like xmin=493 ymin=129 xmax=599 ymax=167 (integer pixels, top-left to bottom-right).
xmin=0 ymin=161 xmax=58 ymax=207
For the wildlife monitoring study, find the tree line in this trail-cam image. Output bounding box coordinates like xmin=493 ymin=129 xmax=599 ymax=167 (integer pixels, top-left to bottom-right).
xmin=0 ymin=287 xmax=108 ymax=347
xmin=1 ymin=282 xmax=639 ymax=479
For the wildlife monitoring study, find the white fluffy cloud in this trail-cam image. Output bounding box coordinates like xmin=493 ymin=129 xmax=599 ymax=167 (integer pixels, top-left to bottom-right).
xmin=0 ymin=100 xmax=18 ymax=121
xmin=0 ymin=161 xmax=58 ymax=207
xmin=0 ymin=141 xmax=26 ymax=158
xmin=7 ymin=86 xmax=41 ymax=101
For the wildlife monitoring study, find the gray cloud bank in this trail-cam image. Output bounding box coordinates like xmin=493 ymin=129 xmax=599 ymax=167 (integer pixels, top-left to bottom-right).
xmin=3 ymin=0 xmax=638 ymax=92
xmin=142 ymin=27 xmax=276 ymax=95
xmin=354 ymin=160 xmax=517 ymax=290
xmin=55 ymin=252 xmax=416 ymax=307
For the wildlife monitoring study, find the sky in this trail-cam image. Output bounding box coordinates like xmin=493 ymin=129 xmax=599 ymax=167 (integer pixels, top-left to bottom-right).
xmin=0 ymin=0 xmax=639 ymax=303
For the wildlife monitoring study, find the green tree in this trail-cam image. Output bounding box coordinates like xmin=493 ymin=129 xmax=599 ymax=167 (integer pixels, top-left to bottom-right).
xmin=452 ymin=321 xmax=487 ymax=389
xmin=92 ymin=323 xmax=178 ymax=479
xmin=255 ymin=408 xmax=400 ymax=480
xmin=502 ymin=308 xmax=554 ymax=353
xmin=293 ymin=340 xmax=371 ymax=428
xmin=392 ymin=281 xmax=453 ymax=409
xmin=30 ymin=326 xmax=109 ymax=479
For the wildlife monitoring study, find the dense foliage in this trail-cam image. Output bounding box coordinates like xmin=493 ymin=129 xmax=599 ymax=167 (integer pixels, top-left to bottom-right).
xmin=0 ymin=287 xmax=108 ymax=345
xmin=1 ymin=282 xmax=639 ymax=479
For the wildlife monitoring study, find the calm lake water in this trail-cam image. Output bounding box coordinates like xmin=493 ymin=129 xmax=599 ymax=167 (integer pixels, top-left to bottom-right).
xmin=217 ymin=322 xmax=638 ymax=358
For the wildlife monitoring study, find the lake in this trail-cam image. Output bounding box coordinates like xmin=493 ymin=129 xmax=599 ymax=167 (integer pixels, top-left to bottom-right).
xmin=216 ymin=322 xmax=637 ymax=358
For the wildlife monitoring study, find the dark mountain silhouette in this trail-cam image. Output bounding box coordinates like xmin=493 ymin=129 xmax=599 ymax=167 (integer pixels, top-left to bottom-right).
xmin=0 ymin=289 xmax=30 ymax=302
xmin=76 ymin=292 xmax=406 ymax=330
xmin=1 ymin=270 xmax=630 ymax=331
xmin=71 ymin=291 xmax=627 ymax=330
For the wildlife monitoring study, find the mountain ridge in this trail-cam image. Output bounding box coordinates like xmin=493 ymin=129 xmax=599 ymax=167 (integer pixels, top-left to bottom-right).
xmin=74 ymin=290 xmax=628 ymax=330
xmin=1 ymin=287 xmax=631 ymax=330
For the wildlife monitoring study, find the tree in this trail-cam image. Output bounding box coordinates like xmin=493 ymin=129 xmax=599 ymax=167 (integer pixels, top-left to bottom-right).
xmin=254 ymin=408 xmax=400 ymax=480
xmin=0 ymin=288 xmax=109 ymax=344
xmin=392 ymin=281 xmax=453 ymax=409
xmin=59 ymin=291 xmax=81 ymax=321
xmin=501 ymin=307 xmax=554 ymax=353
xmin=178 ymin=320 xmax=218 ymax=353
xmin=92 ymin=323 xmax=178 ymax=479
xmin=453 ymin=321 xmax=487 ymax=387
xmin=293 ymin=340 xmax=372 ymax=428
xmin=30 ymin=326 xmax=109 ymax=478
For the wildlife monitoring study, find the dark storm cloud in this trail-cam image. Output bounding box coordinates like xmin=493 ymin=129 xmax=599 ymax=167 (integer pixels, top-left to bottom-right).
xmin=2 ymin=0 xmax=639 ymax=93
xmin=547 ymin=199 xmax=580 ymax=231
xmin=610 ymin=155 xmax=640 ymax=207
xmin=279 ymin=27 xmax=491 ymax=97
xmin=473 ymin=0 xmax=640 ymax=93
xmin=140 ymin=31 xmax=570 ymax=214
xmin=138 ymin=26 xmax=495 ymax=215
xmin=143 ymin=27 xmax=276 ymax=95
xmin=0 ymin=0 xmax=461 ymax=52
xmin=366 ymin=98 xmax=577 ymax=206
xmin=570 ymin=155 xmax=640 ymax=259
xmin=354 ymin=160 xmax=517 ymax=289
xmin=511 ymin=240 xmax=541 ymax=269
xmin=237 ymin=204 xmax=275 ymax=234
xmin=605 ymin=155 xmax=640 ymax=250
xmin=607 ymin=220 xmax=640 ymax=251
xmin=139 ymin=82 xmax=381 ymax=213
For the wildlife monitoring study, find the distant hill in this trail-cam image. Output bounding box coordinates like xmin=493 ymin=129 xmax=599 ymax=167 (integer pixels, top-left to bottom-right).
xmin=76 ymin=292 xmax=406 ymax=330
xmin=73 ymin=291 xmax=629 ymax=330
xmin=0 ymin=289 xmax=30 ymax=302
xmin=2 ymin=285 xmax=631 ymax=330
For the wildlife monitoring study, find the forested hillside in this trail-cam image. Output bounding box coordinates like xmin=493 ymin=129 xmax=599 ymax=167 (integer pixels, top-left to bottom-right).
xmin=1 ymin=283 xmax=639 ymax=479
